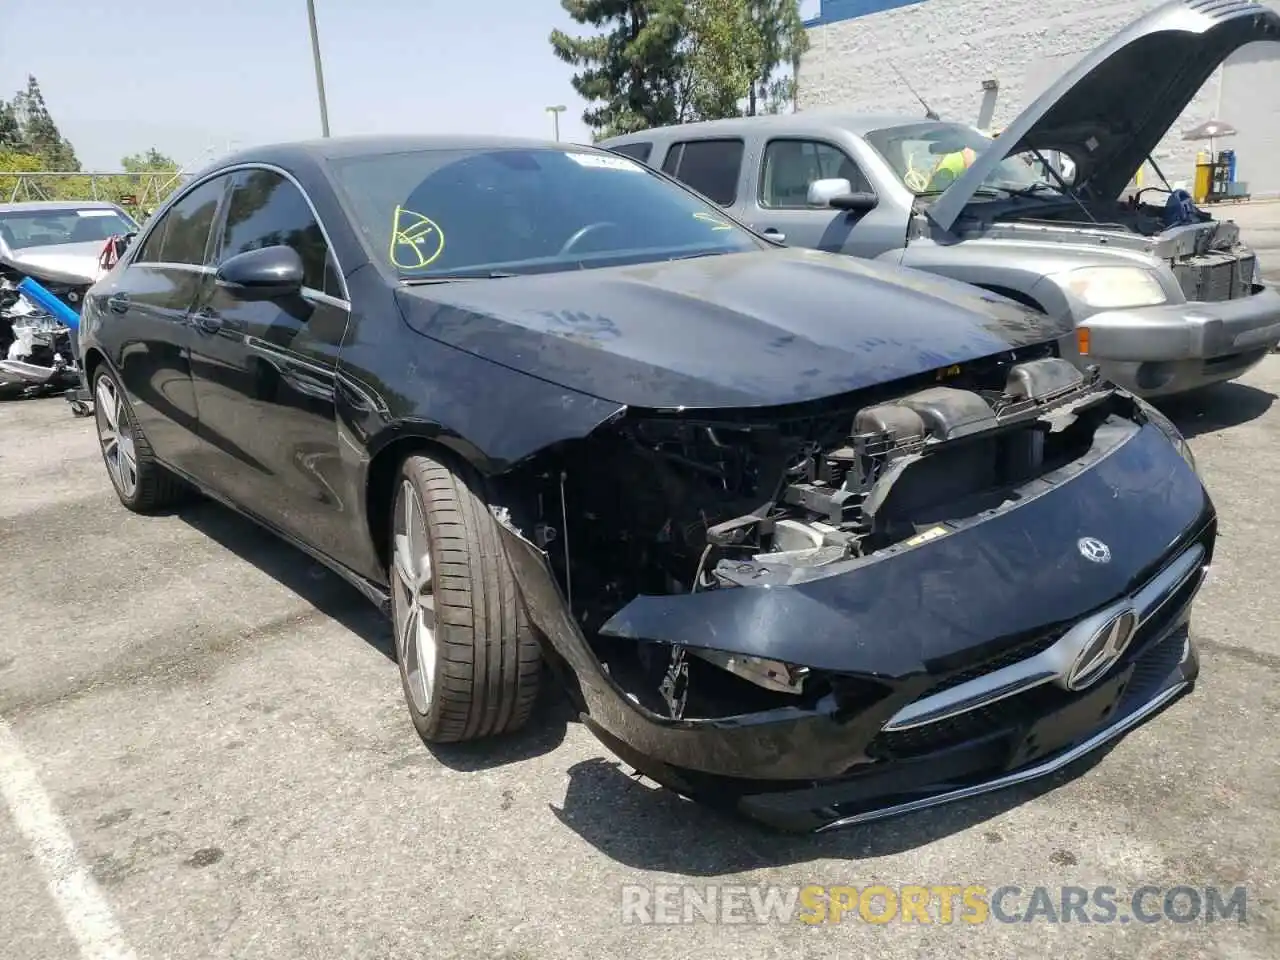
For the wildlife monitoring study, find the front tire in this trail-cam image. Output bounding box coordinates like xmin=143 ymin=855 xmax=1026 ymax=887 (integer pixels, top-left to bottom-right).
xmin=389 ymin=452 xmax=541 ymax=744
xmin=92 ymin=368 xmax=186 ymax=512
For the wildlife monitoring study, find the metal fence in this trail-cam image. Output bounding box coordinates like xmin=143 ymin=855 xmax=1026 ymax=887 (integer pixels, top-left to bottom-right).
xmin=2 ymin=170 xmax=192 ymax=210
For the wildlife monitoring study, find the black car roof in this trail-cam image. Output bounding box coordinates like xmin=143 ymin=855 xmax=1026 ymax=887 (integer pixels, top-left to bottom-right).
xmin=212 ymin=134 xmax=593 ymax=171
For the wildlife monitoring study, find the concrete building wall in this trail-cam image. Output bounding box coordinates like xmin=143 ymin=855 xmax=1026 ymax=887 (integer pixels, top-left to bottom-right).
xmin=797 ymin=0 xmax=1280 ymax=195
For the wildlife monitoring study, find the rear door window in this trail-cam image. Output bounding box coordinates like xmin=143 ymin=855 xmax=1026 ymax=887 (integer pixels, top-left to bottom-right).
xmin=134 ymin=177 xmax=228 ymax=266
xmin=662 ymin=139 xmax=744 ymax=205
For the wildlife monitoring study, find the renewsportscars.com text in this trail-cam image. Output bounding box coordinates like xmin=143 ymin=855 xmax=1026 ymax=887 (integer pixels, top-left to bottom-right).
xmin=620 ymin=884 xmax=1249 ymax=925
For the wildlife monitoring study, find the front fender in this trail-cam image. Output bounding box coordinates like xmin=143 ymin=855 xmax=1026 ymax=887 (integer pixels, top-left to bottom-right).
xmin=902 ymin=233 xmax=1172 ymax=322
xmin=901 ymin=239 xmax=1072 ymax=316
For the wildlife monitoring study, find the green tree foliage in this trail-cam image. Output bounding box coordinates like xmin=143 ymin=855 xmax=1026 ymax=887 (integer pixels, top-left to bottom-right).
xmin=742 ymin=0 xmax=809 ymax=116
xmin=551 ymin=0 xmax=811 ymax=137
xmin=0 ymin=150 xmax=43 ymax=203
xmin=684 ymin=0 xmax=755 ymax=120
xmin=0 ymin=100 xmax=22 ymax=151
xmin=685 ymin=0 xmax=809 ymax=119
xmin=550 ymin=0 xmax=689 ymax=139
xmin=8 ymin=75 xmax=80 ymax=171
xmin=121 ymin=149 xmax=179 ymax=173
xmin=0 ymin=78 xmax=182 ymax=208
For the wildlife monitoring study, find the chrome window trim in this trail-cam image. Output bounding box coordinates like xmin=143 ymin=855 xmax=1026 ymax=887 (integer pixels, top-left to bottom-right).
xmin=881 ymin=543 xmax=1207 ymax=733
xmin=121 ymin=261 xmax=350 ymax=311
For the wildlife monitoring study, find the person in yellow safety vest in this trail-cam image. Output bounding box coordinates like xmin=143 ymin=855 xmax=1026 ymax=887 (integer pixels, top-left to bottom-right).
xmin=927 ymin=146 xmax=978 ymax=190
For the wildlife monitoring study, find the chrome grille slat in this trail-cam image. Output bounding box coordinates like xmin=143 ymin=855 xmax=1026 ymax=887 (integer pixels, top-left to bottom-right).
xmin=880 ymin=543 xmax=1206 ymax=733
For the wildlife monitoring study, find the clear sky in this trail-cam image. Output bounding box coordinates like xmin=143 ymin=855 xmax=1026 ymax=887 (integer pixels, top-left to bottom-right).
xmin=0 ymin=0 xmax=823 ymax=172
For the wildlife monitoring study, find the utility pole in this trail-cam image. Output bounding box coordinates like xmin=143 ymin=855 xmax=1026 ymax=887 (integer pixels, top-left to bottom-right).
xmin=546 ymin=105 xmax=566 ymax=142
xmin=306 ymin=0 xmax=331 ymax=137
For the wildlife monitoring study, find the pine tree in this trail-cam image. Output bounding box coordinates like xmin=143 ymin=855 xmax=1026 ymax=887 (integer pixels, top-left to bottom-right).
xmin=0 ymin=100 xmax=22 ymax=153
xmin=11 ymin=75 xmax=80 ymax=171
xmin=550 ymin=0 xmax=688 ymax=138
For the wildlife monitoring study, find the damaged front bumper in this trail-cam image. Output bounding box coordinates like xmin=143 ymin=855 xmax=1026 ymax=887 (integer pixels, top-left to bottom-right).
xmin=1074 ymin=283 xmax=1280 ymax=396
xmin=498 ymin=421 xmax=1214 ymax=833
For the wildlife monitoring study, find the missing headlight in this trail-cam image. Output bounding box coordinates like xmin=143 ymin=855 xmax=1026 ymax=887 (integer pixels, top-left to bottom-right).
xmin=686 ymin=648 xmax=809 ymax=695
xmin=1135 ymin=397 xmax=1197 ymax=471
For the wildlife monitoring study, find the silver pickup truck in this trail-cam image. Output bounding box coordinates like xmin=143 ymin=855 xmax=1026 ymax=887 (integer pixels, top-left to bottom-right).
xmin=600 ymin=0 xmax=1280 ymax=398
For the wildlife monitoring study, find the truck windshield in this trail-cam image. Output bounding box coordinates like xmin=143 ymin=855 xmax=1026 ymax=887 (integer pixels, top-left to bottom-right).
xmin=863 ymin=121 xmax=1063 ymax=199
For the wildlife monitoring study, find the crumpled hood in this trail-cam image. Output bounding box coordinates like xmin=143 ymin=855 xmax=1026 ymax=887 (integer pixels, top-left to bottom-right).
xmin=395 ymin=247 xmax=1069 ymax=410
xmin=2 ymin=242 xmax=103 ymax=285
xmin=929 ymin=0 xmax=1280 ymax=232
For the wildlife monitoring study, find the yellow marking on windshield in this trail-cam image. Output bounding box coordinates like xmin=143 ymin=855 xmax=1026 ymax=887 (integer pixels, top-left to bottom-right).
xmin=390 ymin=206 xmax=445 ymax=269
xmin=693 ymin=211 xmax=732 ymax=231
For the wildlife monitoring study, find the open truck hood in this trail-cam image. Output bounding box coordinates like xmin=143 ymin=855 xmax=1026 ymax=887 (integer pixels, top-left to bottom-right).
xmin=929 ymin=0 xmax=1280 ymax=233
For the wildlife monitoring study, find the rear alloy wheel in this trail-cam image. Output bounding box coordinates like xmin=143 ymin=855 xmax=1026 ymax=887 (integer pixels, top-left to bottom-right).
xmin=93 ymin=369 xmax=185 ymax=512
xmin=390 ymin=452 xmax=542 ymax=743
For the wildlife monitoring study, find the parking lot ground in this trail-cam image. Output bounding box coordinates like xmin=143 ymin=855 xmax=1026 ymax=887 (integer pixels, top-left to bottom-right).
xmin=2 ymin=361 xmax=1279 ymax=960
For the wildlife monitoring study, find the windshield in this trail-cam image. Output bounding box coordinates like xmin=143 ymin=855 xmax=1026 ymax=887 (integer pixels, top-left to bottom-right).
xmin=0 ymin=208 xmax=137 ymax=250
xmin=328 ymin=146 xmax=763 ymax=279
xmin=863 ymin=122 xmax=1062 ymax=200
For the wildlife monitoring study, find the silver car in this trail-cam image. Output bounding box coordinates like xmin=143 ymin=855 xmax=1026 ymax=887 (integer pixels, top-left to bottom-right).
xmin=0 ymin=200 xmax=139 ymax=284
xmin=600 ymin=0 xmax=1280 ymax=398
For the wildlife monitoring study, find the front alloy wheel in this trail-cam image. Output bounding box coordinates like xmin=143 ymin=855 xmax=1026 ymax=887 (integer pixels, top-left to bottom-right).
xmin=388 ymin=452 xmax=542 ymax=744
xmin=392 ymin=480 xmax=437 ymax=716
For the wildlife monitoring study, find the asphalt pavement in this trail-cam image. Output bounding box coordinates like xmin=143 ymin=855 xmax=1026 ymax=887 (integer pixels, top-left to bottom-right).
xmin=3 ymin=243 xmax=1280 ymax=958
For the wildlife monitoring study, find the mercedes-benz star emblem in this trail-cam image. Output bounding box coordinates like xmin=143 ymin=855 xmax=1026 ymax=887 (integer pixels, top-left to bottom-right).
xmin=1078 ymin=537 xmax=1112 ymax=564
xmin=1066 ymin=608 xmax=1138 ymax=690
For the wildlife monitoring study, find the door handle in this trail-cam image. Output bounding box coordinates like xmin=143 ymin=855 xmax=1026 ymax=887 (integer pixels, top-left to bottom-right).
xmin=107 ymin=293 xmax=130 ymax=314
xmin=761 ymin=228 xmax=786 ymax=244
xmin=191 ymin=308 xmax=223 ymax=334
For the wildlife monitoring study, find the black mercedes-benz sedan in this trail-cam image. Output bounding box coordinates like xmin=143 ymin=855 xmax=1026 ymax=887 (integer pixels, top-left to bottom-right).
xmin=77 ymin=134 xmax=1214 ymax=833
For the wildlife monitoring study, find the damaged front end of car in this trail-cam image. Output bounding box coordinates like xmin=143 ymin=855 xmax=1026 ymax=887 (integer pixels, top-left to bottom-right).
xmin=489 ymin=345 xmax=1214 ymax=833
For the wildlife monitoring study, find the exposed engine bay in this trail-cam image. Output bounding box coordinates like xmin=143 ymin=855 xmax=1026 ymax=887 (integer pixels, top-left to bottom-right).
xmin=987 ymin=194 xmax=1260 ymax=304
xmin=0 ymin=269 xmax=81 ymax=399
xmin=504 ymin=347 xmax=1143 ymax=721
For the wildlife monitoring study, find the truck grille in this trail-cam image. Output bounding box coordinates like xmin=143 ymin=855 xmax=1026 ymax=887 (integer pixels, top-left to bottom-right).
xmin=1172 ymin=253 xmax=1255 ymax=303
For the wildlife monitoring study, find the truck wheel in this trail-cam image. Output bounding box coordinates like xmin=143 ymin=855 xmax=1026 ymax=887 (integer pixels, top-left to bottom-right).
xmin=389 ymin=452 xmax=541 ymax=743
xmin=92 ymin=368 xmax=186 ymax=512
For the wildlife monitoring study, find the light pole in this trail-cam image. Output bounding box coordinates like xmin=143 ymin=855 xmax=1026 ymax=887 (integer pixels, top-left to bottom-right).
xmin=546 ymin=105 xmax=566 ymax=142
xmin=306 ymin=0 xmax=331 ymax=137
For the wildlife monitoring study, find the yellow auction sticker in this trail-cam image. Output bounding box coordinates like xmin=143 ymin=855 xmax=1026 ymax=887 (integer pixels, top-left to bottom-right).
xmin=389 ymin=205 xmax=445 ymax=270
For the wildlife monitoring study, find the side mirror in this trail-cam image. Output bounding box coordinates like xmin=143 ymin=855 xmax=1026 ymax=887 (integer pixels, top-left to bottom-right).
xmin=808 ymin=178 xmax=853 ymax=206
xmin=807 ymin=178 xmax=879 ymax=213
xmin=216 ymin=245 xmax=304 ymax=301
xmin=831 ymin=191 xmax=879 ymax=213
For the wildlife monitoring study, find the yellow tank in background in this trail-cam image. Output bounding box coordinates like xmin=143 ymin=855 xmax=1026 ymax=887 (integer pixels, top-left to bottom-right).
xmin=1193 ymin=150 xmax=1213 ymax=203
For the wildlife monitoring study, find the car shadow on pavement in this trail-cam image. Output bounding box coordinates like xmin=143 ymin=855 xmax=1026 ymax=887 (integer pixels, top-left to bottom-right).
xmin=175 ymin=500 xmax=396 ymax=662
xmin=1155 ymin=381 xmax=1275 ymax=439
xmin=549 ymin=746 xmax=1116 ymax=874
xmin=172 ymin=497 xmax=577 ymax=769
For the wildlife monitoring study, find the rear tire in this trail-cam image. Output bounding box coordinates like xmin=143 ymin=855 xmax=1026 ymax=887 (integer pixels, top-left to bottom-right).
xmin=92 ymin=368 xmax=187 ymax=513
xmin=389 ymin=452 xmax=541 ymax=743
